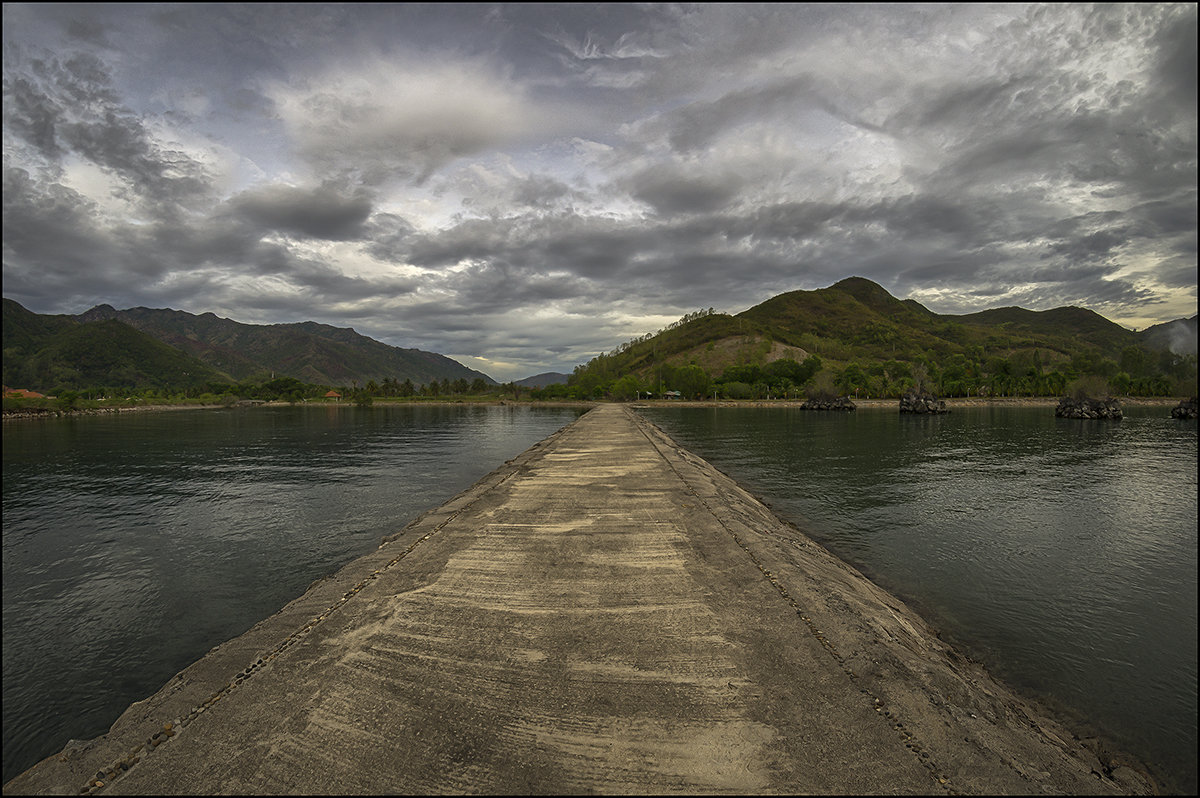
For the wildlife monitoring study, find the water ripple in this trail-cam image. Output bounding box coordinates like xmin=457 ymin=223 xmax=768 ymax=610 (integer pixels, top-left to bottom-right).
xmin=2 ymin=404 xmax=584 ymax=783
xmin=642 ymin=405 xmax=1198 ymax=794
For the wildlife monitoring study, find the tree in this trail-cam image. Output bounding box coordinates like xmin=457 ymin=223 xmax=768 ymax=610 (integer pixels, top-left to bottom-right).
xmin=1119 ymin=345 xmax=1148 ymax=378
xmin=672 ymin=364 xmax=711 ymax=399
xmin=806 ymin=371 xmax=838 ymax=400
xmin=721 ymin=381 xmax=754 ymax=399
xmin=764 ymin=357 xmax=820 ymax=388
xmin=1069 ymin=375 xmax=1110 ymax=400
xmin=718 ymin=363 xmax=763 ymax=385
xmin=610 ymin=374 xmax=641 ymax=401
xmin=836 ymin=363 xmax=868 ymax=397
xmin=1110 ymin=372 xmax=1132 ymax=395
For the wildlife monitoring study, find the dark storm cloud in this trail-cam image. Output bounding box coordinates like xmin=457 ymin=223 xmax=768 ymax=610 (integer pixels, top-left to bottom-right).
xmin=722 ymin=202 xmax=845 ymax=242
xmin=1154 ymin=6 xmax=1198 ymax=109
xmin=511 ymin=174 xmax=572 ymax=208
xmin=229 ymin=184 xmax=374 ymax=241
xmin=2 ymin=167 xmax=120 ymax=296
xmin=1131 ymin=194 xmax=1198 ymax=236
xmin=3 ymin=4 xmax=1195 ymax=380
xmin=64 ymin=16 xmax=112 ymax=48
xmin=625 ymin=163 xmax=744 ymax=215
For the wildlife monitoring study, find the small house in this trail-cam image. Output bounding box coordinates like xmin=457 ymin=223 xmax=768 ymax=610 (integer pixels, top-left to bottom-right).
xmin=3 ymin=387 xmax=45 ymax=399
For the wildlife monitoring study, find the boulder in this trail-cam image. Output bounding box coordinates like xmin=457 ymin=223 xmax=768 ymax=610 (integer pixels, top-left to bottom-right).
xmin=799 ymin=396 xmax=856 ymax=411
xmin=899 ymin=392 xmax=948 ymax=414
xmin=1170 ymin=397 xmax=1198 ymax=419
xmin=1055 ymin=396 xmax=1122 ymax=419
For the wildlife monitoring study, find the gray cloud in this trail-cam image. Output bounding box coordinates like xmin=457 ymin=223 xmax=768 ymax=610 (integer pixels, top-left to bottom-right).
xmin=1154 ymin=6 xmax=1198 ymax=110
xmin=229 ymin=184 xmax=373 ymax=240
xmin=4 ymin=53 xmax=210 ymax=206
xmin=3 ymin=4 xmax=1195 ymax=381
xmin=625 ymin=163 xmax=744 ymax=215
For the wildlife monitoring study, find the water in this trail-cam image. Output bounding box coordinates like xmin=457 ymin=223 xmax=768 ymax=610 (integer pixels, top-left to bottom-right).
xmin=1 ymin=404 xmax=586 ymax=784
xmin=640 ymin=404 xmax=1197 ymax=794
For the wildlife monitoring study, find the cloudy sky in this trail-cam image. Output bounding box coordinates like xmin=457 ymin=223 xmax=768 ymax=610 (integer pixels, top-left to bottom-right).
xmin=3 ymin=4 xmax=1196 ymax=381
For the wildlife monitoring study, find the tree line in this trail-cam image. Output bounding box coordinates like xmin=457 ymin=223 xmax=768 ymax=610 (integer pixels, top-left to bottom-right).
xmin=555 ymin=344 xmax=1196 ymax=402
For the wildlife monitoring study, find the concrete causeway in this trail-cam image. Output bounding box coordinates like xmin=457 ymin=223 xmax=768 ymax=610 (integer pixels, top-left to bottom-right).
xmin=5 ymin=405 xmax=1152 ymax=795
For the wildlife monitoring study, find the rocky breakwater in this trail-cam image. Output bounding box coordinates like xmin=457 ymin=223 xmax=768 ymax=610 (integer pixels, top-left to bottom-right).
xmin=799 ymin=396 xmax=856 ymax=411
xmin=899 ymin=392 xmax=948 ymax=414
xmin=1170 ymin=397 xmax=1198 ymax=419
xmin=1055 ymin=396 xmax=1123 ymax=419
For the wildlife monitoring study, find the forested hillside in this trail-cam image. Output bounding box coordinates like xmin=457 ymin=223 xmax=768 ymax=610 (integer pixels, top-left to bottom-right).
xmin=557 ymin=278 xmax=1197 ymax=400
xmin=3 ymin=298 xmax=494 ymax=401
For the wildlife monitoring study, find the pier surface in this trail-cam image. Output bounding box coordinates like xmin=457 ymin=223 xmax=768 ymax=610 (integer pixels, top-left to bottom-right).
xmin=6 ymin=405 xmax=1151 ymax=795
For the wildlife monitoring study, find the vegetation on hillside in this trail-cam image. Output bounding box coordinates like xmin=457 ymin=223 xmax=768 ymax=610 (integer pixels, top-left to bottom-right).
xmin=2 ymin=297 xmax=495 ymax=397
xmin=563 ymin=278 xmax=1197 ymax=401
xmin=4 ymin=278 xmax=1196 ymax=407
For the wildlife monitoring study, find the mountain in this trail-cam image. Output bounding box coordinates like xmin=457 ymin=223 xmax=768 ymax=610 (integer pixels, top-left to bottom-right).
xmin=568 ymin=277 xmax=1197 ymax=397
xmin=72 ymin=304 xmax=494 ymax=387
xmin=515 ymin=372 xmax=570 ymax=388
xmin=2 ymin=299 xmax=227 ymax=391
xmin=3 ymin=298 xmax=495 ymax=392
xmin=1140 ymin=315 xmax=1198 ymax=355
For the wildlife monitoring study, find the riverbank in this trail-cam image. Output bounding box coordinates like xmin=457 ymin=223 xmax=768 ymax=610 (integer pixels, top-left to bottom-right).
xmin=0 ymin=399 xmax=600 ymax=420
xmin=4 ymin=395 xmax=1185 ymax=421
xmin=633 ymin=396 xmax=1183 ymax=410
xmin=4 ymin=406 xmax=1155 ymax=795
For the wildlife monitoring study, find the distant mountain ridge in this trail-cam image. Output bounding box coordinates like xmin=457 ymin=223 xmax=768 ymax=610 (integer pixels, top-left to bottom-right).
xmin=72 ymin=304 xmax=494 ymax=386
xmin=5 ymin=280 xmax=1196 ymax=397
xmin=3 ymin=298 xmax=494 ymax=391
xmin=1140 ymin=315 xmax=1198 ymax=355
xmin=514 ymin=372 xmax=569 ymax=388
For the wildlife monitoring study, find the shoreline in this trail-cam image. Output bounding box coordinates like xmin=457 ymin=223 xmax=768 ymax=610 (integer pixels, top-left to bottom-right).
xmin=635 ymin=395 xmax=1183 ymax=409
xmin=0 ymin=399 xmax=600 ymax=420
xmin=1 ymin=395 xmax=1186 ymax=421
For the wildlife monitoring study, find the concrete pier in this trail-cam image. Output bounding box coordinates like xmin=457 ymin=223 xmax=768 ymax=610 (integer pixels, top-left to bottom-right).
xmin=5 ymin=405 xmax=1151 ymax=795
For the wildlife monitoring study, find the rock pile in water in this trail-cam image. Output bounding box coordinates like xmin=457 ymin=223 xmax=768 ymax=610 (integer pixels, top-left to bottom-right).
xmin=1055 ymin=396 xmax=1122 ymax=419
xmin=899 ymin=392 xmax=947 ymax=414
xmin=799 ymin=396 xmax=856 ymax=411
xmin=1170 ymin=397 xmax=1198 ymax=419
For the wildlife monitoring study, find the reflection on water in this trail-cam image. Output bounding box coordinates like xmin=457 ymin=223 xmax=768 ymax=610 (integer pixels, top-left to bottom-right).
xmin=1 ymin=404 xmax=584 ymax=783
xmin=642 ymin=405 xmax=1197 ymax=794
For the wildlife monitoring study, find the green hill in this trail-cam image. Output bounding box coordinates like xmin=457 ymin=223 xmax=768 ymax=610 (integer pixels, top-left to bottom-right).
xmin=3 ymin=298 xmax=495 ymax=394
xmin=72 ymin=305 xmax=494 ymax=387
xmin=564 ymin=277 xmax=1197 ymax=400
xmin=3 ymin=299 xmax=227 ymax=392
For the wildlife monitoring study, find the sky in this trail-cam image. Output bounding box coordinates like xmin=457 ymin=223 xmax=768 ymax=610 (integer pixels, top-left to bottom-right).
xmin=3 ymin=4 xmax=1196 ymax=382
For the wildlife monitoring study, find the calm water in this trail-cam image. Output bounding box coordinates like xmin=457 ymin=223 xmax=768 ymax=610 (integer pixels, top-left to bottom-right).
xmin=1 ymin=404 xmax=585 ymax=784
xmin=641 ymin=405 xmax=1198 ymax=794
